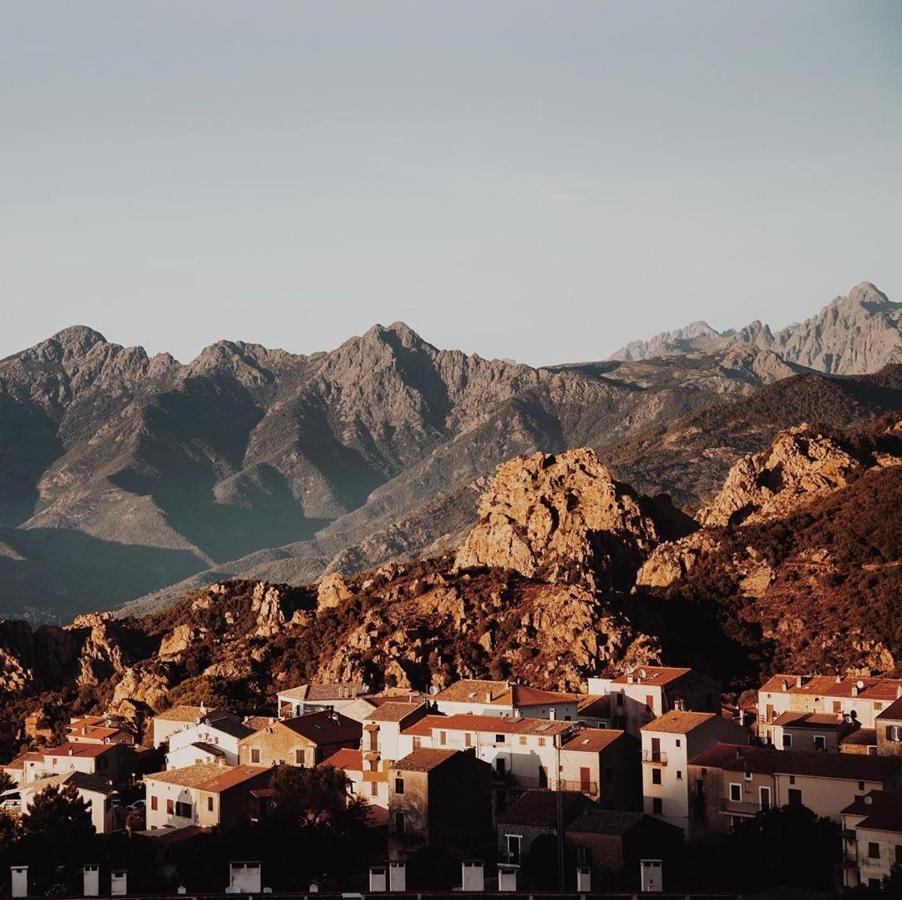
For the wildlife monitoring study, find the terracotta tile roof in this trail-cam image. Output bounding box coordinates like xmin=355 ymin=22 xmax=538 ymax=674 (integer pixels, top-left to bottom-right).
xmin=2 ymin=752 xmax=43 ymax=770
xmin=410 ymin=713 xmax=574 ymax=738
xmin=608 ymin=666 xmax=692 ymax=686
xmin=842 ymin=791 xmax=902 ymax=833
xmin=434 ymin=679 xmax=575 ymax=707
xmin=497 ymin=789 xmax=594 ymax=826
xmin=577 ymin=695 xmax=611 ymax=718
xmin=561 ymin=728 xmax=624 ymax=753
xmin=759 ymin=675 xmax=902 ymax=702
xmin=44 ymin=742 xmax=116 ymax=758
xmin=278 ymin=683 xmax=366 ymax=702
xmin=268 ymin=711 xmax=362 ymax=745
xmin=21 ymin=771 xmax=114 ymax=796
xmin=876 ymin=697 xmax=902 ymax=721
xmin=400 ymin=715 xmax=447 ymax=737
xmin=319 ymin=748 xmax=364 ymax=772
xmin=364 ymin=702 xmax=425 ymax=723
xmin=772 ymin=711 xmax=845 ymax=729
xmin=154 ymin=705 xmax=209 ymax=723
xmin=565 ymin=809 xmax=648 ymax=835
xmin=393 ymin=748 xmax=458 ymax=772
xmin=146 ymin=764 xmax=268 ymax=792
xmin=640 ymin=710 xmax=717 ymax=734
xmin=841 ymin=728 xmax=878 ymax=747
xmin=690 ymin=743 xmax=754 ymax=768
xmin=721 ymin=747 xmax=902 ymax=780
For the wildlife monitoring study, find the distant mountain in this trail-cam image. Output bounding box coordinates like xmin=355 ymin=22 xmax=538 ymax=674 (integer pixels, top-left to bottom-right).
xmin=2 ymin=281 xmax=899 ymax=623
xmin=609 ymin=282 xmax=901 ymax=374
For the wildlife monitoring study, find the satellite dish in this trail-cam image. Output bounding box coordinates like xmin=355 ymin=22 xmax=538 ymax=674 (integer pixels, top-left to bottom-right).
xmin=429 ymin=685 xmax=438 ymax=696
xmin=857 ymin=680 xmax=865 ymax=690
xmin=639 ymin=668 xmax=647 ymax=679
xmin=864 ymin=795 xmax=873 ymax=805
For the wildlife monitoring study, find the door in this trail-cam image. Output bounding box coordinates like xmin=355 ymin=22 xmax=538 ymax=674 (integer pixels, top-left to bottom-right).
xmin=759 ymin=786 xmax=771 ymax=811
xmin=538 ymin=765 xmax=548 ymax=788
xmin=580 ymin=766 xmax=591 ymax=793
xmin=651 ymin=736 xmax=662 ymax=762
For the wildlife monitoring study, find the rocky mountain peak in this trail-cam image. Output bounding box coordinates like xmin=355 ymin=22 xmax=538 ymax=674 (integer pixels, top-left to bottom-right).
xmin=698 ymin=425 xmax=862 ymax=528
xmin=47 ymin=325 xmax=108 ymax=355
xmin=454 ymin=448 xmax=663 ymax=592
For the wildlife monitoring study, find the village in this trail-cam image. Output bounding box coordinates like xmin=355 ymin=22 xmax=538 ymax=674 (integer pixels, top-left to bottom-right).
xmin=2 ymin=665 xmax=902 ymax=896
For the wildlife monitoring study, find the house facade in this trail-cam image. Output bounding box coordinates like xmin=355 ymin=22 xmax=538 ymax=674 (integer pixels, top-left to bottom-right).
xmin=433 ymin=680 xmax=578 ymax=720
xmin=144 ymin=764 xmax=271 ymax=830
xmin=20 ymin=772 xmax=117 ymax=834
xmin=841 ymin=791 xmax=902 ymax=890
xmin=275 ymin=683 xmax=369 ymax=719
xmin=876 ymin=698 xmax=902 ymax=757
xmin=165 ymin=714 xmax=253 ymax=768
xmin=238 ymin=710 xmax=361 ymax=768
xmin=587 ymin=666 xmax=721 ymax=736
xmin=640 ymin=710 xmax=748 ymax=835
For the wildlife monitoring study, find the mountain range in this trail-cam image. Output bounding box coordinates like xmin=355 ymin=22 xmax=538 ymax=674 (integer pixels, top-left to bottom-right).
xmin=1 ymin=281 xmax=899 ymax=623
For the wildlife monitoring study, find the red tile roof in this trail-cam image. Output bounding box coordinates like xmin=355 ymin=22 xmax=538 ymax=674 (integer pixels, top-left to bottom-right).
xmin=759 ymin=675 xmax=902 ymax=702
xmin=772 ymin=711 xmax=845 ymax=729
xmin=876 ymin=697 xmax=902 ymax=721
xmin=393 ymin=749 xmax=459 ymax=772
xmin=44 ymin=742 xmax=116 ymax=759
xmin=690 ymin=743 xmax=754 ymax=768
xmin=841 ymin=728 xmax=878 ymax=747
xmin=640 ymin=711 xmax=717 ymax=734
xmin=720 ymin=747 xmax=902 ymax=780
xmin=608 ymin=666 xmax=692 ymax=686
xmin=561 ymin=728 xmax=625 ymax=753
xmin=270 ymin=710 xmax=362 ymax=745
xmin=577 ymin=695 xmax=612 ymax=719
xmin=434 ymin=679 xmax=576 ymax=707
xmin=407 ymin=713 xmax=574 ymax=738
xmin=497 ymin=789 xmax=594 ymax=826
xmin=364 ymin=702 xmax=425 ymax=723
xmin=146 ymin=764 xmax=269 ymax=793
xmin=842 ymin=791 xmax=902 ymax=833
xmin=400 ymin=715 xmax=447 ymax=737
xmin=319 ymin=748 xmax=364 ymax=772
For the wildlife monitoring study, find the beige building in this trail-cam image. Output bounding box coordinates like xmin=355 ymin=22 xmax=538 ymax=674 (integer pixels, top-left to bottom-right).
xmin=841 ymin=791 xmax=902 ymax=890
xmin=320 ymin=747 xmax=391 ymax=808
xmin=640 ymin=710 xmax=748 ymax=835
xmin=238 ymin=710 xmax=361 ymax=768
xmin=433 ymin=679 xmax=578 ymax=720
xmin=769 ymin=711 xmax=852 ymax=752
xmin=876 ymin=697 xmax=902 ymax=757
xmin=276 ymin=683 xmax=369 ymax=719
xmin=151 ymin=705 xmax=217 ymax=749
xmin=757 ymin=674 xmax=902 ymax=744
xmin=39 ymin=742 xmax=128 ymax=783
xmin=588 ymin=666 xmax=721 ymax=736
xmin=66 ymin=716 xmax=134 ymax=746
xmin=690 ymin=744 xmax=902 ymax=839
xmin=144 ymin=764 xmax=271 ymax=830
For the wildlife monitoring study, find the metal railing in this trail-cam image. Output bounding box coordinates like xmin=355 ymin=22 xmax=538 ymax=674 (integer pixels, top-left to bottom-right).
xmin=719 ymin=798 xmax=760 ymax=816
xmin=642 ymin=750 xmax=668 ymax=765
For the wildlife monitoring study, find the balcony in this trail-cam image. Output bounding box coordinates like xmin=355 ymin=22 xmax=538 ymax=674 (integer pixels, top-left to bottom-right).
xmin=642 ymin=750 xmax=668 ymax=765
xmin=720 ymin=798 xmax=760 ymax=816
xmin=559 ymin=779 xmax=598 ymax=796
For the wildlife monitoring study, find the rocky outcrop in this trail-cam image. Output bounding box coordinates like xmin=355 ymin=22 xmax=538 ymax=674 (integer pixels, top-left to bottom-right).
xmin=67 ymin=613 xmax=129 ymax=688
xmin=316 ymin=573 xmax=354 ymax=612
xmin=455 ymin=449 xmax=663 ymax=592
xmin=698 ymin=426 xmax=860 ymax=527
xmin=635 ymin=531 xmax=718 ymax=589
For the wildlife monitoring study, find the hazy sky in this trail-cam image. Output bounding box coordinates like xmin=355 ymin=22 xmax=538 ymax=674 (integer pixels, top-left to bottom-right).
xmin=2 ymin=1 xmax=901 ymax=366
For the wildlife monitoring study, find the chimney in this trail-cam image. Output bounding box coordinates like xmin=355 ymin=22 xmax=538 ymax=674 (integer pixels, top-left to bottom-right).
xmin=485 ymin=692 xmax=493 ymax=703
xmin=836 ymin=674 xmax=842 ymax=683
xmin=795 ymin=676 xmax=803 ymax=688
xmin=781 ymin=680 xmax=789 ymax=692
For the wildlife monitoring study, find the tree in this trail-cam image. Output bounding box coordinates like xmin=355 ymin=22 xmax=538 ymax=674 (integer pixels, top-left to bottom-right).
xmin=0 ymin=770 xmax=14 ymax=794
xmin=728 ymin=803 xmax=839 ymax=891
xmin=270 ymin=764 xmax=365 ymax=829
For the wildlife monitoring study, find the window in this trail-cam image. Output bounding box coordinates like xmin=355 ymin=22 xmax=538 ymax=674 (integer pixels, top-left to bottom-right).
xmin=251 ymin=748 xmax=260 ymax=764
xmin=151 ymin=795 xmax=158 ymax=811
xmin=495 ymin=734 xmax=505 ymax=744
xmin=412 ymin=737 xmax=421 ymax=750
xmin=789 ymin=775 xmax=796 ymax=785
xmin=652 ymin=798 xmax=662 ymax=814
xmin=759 ymin=787 xmax=771 ymax=811
xmin=505 ymin=834 xmax=522 ymax=864
xmin=465 ymin=733 xmax=472 ymax=747
xmin=394 ymin=778 xmax=405 ymax=795
xmin=175 ymin=801 xmax=191 ymax=818
xmin=439 ymin=731 xmax=447 ymax=746
xmin=782 ymin=734 xmax=792 ymax=749
xmin=519 ymin=736 xmax=527 ymax=746
xmin=744 ymin=768 xmax=752 ymax=782
xmin=370 ymin=781 xmax=377 ymax=797
xmin=676 ymin=770 xmax=683 ymax=780
xmin=675 ymin=739 xmax=681 ymax=748
xmin=394 ymin=812 xmax=405 ymax=836
xmin=295 ymin=748 xmax=304 ymax=765
xmin=868 ymin=842 xmax=880 ymax=860
xmin=538 ymin=737 xmax=546 ymax=747
xmin=166 ymin=798 xmax=174 ymax=815
xmin=814 ymin=735 xmax=826 ymax=751
xmin=207 ymin=796 xmax=213 ymax=812
xmin=652 ymin=768 xmax=662 ymax=785
xmin=788 ymin=788 xmax=802 ymax=806
xmin=729 ymin=783 xmax=742 ymax=802
xmin=833 ymin=701 xmax=842 ymax=714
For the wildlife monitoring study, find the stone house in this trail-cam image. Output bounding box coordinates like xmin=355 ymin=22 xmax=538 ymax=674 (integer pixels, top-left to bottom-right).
xmin=238 ymin=710 xmax=361 ymax=768
xmin=387 ymin=748 xmax=492 ymax=859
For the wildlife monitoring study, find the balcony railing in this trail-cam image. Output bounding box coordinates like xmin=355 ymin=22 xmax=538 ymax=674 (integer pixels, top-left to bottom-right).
xmin=720 ymin=798 xmax=760 ymax=816
xmin=495 ymin=774 xmax=598 ymax=795
xmin=642 ymin=750 xmax=668 ymax=765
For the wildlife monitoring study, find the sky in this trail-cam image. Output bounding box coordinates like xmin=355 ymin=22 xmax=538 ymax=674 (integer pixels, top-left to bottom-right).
xmin=1 ymin=1 xmax=901 ymax=366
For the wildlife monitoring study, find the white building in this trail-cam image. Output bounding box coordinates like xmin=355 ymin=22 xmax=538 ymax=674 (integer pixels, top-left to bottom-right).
xmin=640 ymin=710 xmax=747 ymax=835
xmin=276 ymin=683 xmax=369 ymax=719
xmin=20 ymin=772 xmax=117 ymax=834
xmin=165 ymin=714 xmax=254 ymax=768
xmin=432 ymin=680 xmax=578 ymax=720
